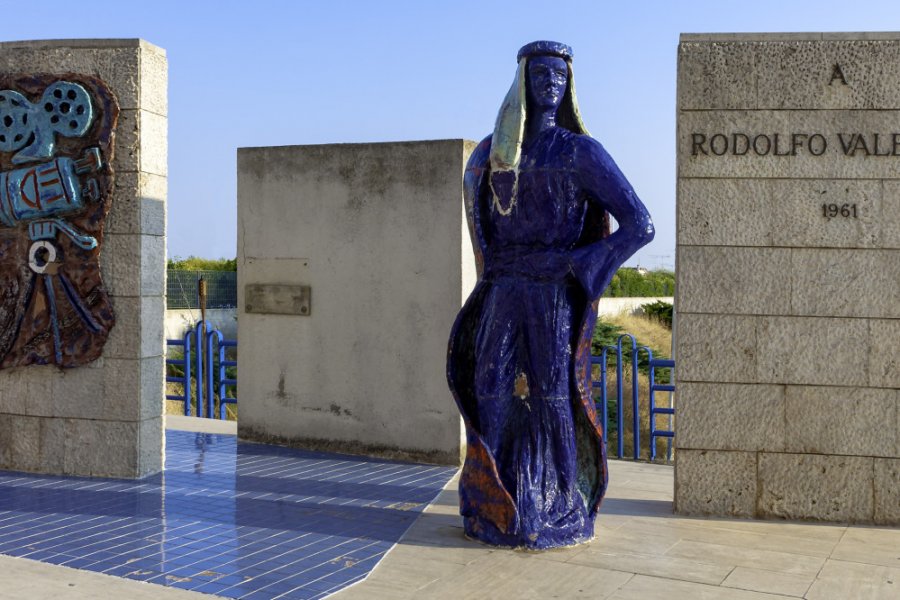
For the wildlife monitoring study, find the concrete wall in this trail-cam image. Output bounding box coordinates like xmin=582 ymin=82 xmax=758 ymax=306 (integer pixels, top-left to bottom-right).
xmin=237 ymin=140 xmax=475 ymax=464
xmin=0 ymin=40 xmax=166 ymax=478
xmin=675 ymin=33 xmax=899 ymax=524
xmin=165 ymin=309 xmax=237 ymax=341
xmin=597 ymin=297 xmax=673 ymax=318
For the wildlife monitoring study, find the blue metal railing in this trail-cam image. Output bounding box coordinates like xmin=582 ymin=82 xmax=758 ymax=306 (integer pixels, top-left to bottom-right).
xmin=591 ymin=334 xmax=675 ymax=461
xmin=648 ymin=356 xmax=675 ymax=461
xmin=165 ymin=333 xmax=192 ymax=413
xmin=165 ymin=321 xmax=237 ymax=420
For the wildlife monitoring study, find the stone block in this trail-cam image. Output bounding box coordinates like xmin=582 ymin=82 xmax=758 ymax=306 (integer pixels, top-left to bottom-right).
xmin=0 ymin=42 xmax=141 ymax=109
xmin=784 ymin=386 xmax=897 ymax=457
xmin=677 ymin=41 xmax=758 ymax=110
xmin=0 ymin=414 xmax=67 ymax=474
xmin=874 ymin=458 xmax=900 ymax=525
xmin=112 ymin=108 xmax=140 ymax=173
xmin=107 ymin=172 xmax=167 ymax=236
xmin=111 ymin=110 xmax=167 ymax=176
xmin=139 ymin=110 xmax=167 ymax=176
xmin=756 ymin=316 xmax=869 ymax=386
xmin=104 ymin=295 xmax=165 ymax=359
xmin=679 ymin=110 xmax=900 ymax=180
xmin=677 ymin=382 xmax=785 ymax=451
xmin=675 ymin=449 xmax=756 ymax=517
xmin=138 ymin=417 xmax=163 ymax=477
xmin=756 ymin=40 xmax=900 ymax=110
xmin=139 ymin=45 xmax=167 ymax=116
xmin=0 ymin=365 xmax=54 ymax=415
xmin=791 ymin=249 xmax=900 ymax=319
xmin=140 ymin=355 xmax=164 ymax=421
xmin=675 ymin=313 xmax=757 ymax=383
xmin=866 ymin=319 xmax=900 ymax=388
xmin=677 ymin=178 xmax=883 ymax=249
xmin=18 ymin=357 xmax=160 ymax=422
xmin=140 ymin=234 xmax=166 ymax=296
xmin=677 ymin=246 xmax=790 ymax=314
xmin=881 ymin=181 xmax=900 ymax=249
xmin=102 ymin=234 xmax=142 ymax=297
xmin=63 ymin=418 xmax=139 ymax=477
xmin=758 ymin=453 xmax=874 ymax=522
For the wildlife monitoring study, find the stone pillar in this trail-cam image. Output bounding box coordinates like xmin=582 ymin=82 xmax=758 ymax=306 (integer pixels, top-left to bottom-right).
xmin=237 ymin=140 xmax=475 ymax=465
xmin=0 ymin=40 xmax=167 ymax=478
xmin=676 ymin=33 xmax=899 ymax=524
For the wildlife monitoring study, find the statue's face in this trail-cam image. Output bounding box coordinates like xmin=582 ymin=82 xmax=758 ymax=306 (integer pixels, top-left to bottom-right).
xmin=527 ymin=56 xmax=568 ymax=109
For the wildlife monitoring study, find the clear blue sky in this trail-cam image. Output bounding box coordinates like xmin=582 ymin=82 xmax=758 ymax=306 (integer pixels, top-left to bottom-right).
xmin=3 ymin=0 xmax=898 ymax=269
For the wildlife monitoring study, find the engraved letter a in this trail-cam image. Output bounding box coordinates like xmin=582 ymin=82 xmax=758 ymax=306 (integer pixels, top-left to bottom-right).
xmin=829 ymin=63 xmax=848 ymax=86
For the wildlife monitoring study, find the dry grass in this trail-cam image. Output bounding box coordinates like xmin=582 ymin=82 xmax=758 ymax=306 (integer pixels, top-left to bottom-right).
xmin=165 ymin=382 xmax=237 ymax=421
xmin=606 ymin=311 xmax=673 ymax=356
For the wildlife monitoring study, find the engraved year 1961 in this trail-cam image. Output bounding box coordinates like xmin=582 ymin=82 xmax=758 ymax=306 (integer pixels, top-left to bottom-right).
xmin=822 ymin=203 xmax=858 ymax=219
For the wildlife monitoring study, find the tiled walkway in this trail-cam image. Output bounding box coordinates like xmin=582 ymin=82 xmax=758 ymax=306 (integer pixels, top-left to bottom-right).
xmin=0 ymin=429 xmax=456 ymax=600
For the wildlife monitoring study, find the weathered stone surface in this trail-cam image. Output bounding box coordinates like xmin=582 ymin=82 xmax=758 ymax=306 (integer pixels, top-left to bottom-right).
xmin=756 ymin=316 xmax=869 ymax=386
xmin=758 ymin=453 xmax=874 ymax=522
xmin=677 ymin=246 xmax=790 ymax=314
xmin=880 ymin=181 xmax=900 ymax=249
xmin=677 ymin=178 xmax=883 ymax=249
xmin=138 ymin=417 xmax=163 ymax=477
xmin=107 ymin=172 xmax=167 ymax=236
xmin=866 ymin=319 xmax=900 ymax=389
xmin=0 ymin=43 xmax=140 ymax=109
xmin=675 ymin=449 xmax=757 ymax=517
xmin=113 ymin=110 xmax=167 ymax=176
xmin=237 ymin=141 xmax=473 ymax=464
xmin=64 ymin=418 xmax=139 ymax=477
xmin=784 ymin=386 xmax=897 ymax=457
xmin=677 ymin=382 xmax=785 ymax=451
xmin=102 ymin=234 xmax=143 ymax=297
xmin=791 ymin=249 xmax=900 ymax=318
xmin=139 ymin=110 xmax=167 ymax=176
xmin=104 ymin=295 xmax=165 ymax=360
xmin=679 ymin=110 xmax=900 ymax=180
xmin=140 ymin=234 xmax=166 ymax=297
xmin=139 ymin=45 xmax=167 ymax=116
xmin=677 ymin=34 xmax=900 ymax=525
xmin=874 ymin=458 xmax=900 ymax=524
xmin=677 ymin=42 xmax=758 ymax=110
xmin=756 ymin=40 xmax=900 ymax=110
xmin=676 ymin=313 xmax=757 ymax=383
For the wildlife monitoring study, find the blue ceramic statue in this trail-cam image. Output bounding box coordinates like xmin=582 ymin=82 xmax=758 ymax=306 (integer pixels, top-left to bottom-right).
xmin=447 ymin=41 xmax=654 ymax=549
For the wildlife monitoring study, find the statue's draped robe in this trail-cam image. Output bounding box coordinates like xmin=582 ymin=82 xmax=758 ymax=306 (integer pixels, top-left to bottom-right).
xmin=447 ymin=128 xmax=653 ymax=549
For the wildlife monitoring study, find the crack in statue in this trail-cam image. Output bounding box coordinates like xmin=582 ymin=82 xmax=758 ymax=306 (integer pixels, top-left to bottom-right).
xmin=447 ymin=41 xmax=655 ymax=549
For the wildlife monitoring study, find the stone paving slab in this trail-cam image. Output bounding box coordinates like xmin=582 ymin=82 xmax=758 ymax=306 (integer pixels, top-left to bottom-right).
xmin=331 ymin=460 xmax=900 ymax=600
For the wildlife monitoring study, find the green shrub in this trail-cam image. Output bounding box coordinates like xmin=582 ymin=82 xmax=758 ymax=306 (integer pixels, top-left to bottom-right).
xmin=603 ymin=267 xmax=675 ymax=297
xmin=640 ymin=300 xmax=673 ymax=329
xmin=167 ymin=256 xmax=237 ymax=271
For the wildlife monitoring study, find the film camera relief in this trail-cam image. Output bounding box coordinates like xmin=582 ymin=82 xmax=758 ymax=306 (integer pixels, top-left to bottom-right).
xmin=0 ymin=76 xmax=119 ymax=368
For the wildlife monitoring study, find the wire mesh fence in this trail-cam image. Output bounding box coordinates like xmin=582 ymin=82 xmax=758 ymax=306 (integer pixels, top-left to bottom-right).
xmin=167 ymin=270 xmax=237 ymax=309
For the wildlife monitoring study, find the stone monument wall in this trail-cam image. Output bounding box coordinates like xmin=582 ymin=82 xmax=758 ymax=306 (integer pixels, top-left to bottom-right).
xmin=0 ymin=40 xmax=167 ymax=478
xmin=237 ymin=140 xmax=475 ymax=465
xmin=676 ymin=33 xmax=899 ymax=524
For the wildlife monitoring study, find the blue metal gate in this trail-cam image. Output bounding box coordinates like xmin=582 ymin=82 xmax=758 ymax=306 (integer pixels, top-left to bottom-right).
xmin=166 ymin=321 xmax=237 ymax=420
xmin=592 ymin=334 xmax=675 ymax=461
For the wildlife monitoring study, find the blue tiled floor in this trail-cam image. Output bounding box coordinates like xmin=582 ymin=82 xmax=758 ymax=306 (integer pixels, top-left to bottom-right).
xmin=0 ymin=431 xmax=457 ymax=599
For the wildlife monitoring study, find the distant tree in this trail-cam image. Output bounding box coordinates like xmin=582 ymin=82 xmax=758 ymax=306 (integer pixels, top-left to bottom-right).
xmin=167 ymin=256 xmax=237 ymax=271
xmin=602 ymin=268 xmax=674 ymax=297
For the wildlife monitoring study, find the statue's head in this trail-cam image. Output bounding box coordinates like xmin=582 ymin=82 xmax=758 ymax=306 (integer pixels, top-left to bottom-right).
xmin=517 ymin=41 xmax=573 ymax=113
xmin=489 ymin=41 xmax=589 ymax=202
